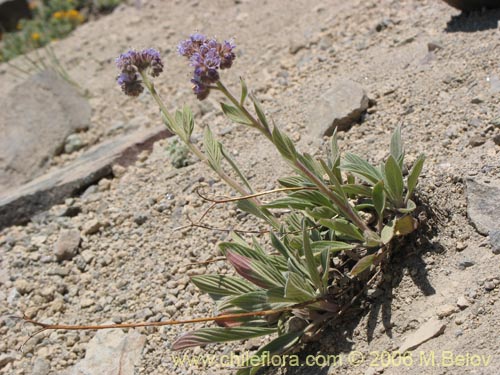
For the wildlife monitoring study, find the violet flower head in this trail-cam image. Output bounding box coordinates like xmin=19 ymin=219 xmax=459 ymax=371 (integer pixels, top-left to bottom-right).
xmin=178 ymin=33 xmax=236 ymax=100
xmin=115 ymin=48 xmax=164 ymax=96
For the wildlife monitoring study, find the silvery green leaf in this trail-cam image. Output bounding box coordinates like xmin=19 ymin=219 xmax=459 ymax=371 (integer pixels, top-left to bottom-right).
xmin=272 ymin=127 xmax=297 ymax=161
xmin=341 ymin=153 xmax=383 ymax=185
xmin=191 ymin=275 xmax=257 ymax=296
xmin=221 ymin=102 xmax=253 ymax=125
xmin=342 ymin=184 xmax=373 ymax=197
xmin=319 ymin=219 xmax=365 ymax=242
xmin=372 ymin=180 xmax=385 ymax=219
xmin=381 ymin=221 xmax=395 ymax=244
xmin=182 ymin=105 xmax=194 ymax=138
xmin=405 ymin=154 xmax=425 ymax=202
xmin=305 ymin=206 xmax=339 ymax=221
xmin=229 ymin=291 xmax=291 ymax=311
xmin=311 ymin=241 xmax=355 ymax=253
xmin=227 ymin=251 xmax=286 ymax=289
xmin=384 ymin=155 xmax=404 ymax=206
xmin=398 ymin=198 xmax=416 ymax=213
xmin=240 ymin=77 xmax=248 ymax=105
xmin=236 ymin=331 xmax=303 ymax=375
xmin=298 ymin=153 xmax=325 ymax=181
xmin=285 ymin=271 xmax=316 ymax=301
xmin=302 ymin=221 xmax=322 ymax=289
xmin=320 ymin=248 xmax=331 ymax=289
xmin=263 ymin=196 xmax=316 ymax=210
xmin=172 ymin=327 xmax=277 ymax=350
xmin=203 ymin=126 xmax=222 ymax=169
xmin=251 ymin=94 xmax=270 ymax=132
xmin=351 ymin=254 xmax=376 ymax=276
xmin=390 ymin=125 xmax=404 ymax=168
xmin=236 ymin=199 xmax=271 ymax=223
xmin=278 ymin=176 xmax=312 ymax=187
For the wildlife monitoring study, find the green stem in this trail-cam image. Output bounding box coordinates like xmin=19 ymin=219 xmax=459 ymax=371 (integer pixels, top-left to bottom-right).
xmin=140 ymin=73 xmax=279 ymax=229
xmin=216 ymin=79 xmax=373 ymax=236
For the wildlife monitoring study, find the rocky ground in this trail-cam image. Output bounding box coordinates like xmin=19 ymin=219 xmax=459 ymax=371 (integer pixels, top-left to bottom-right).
xmin=0 ymin=0 xmax=500 ymax=374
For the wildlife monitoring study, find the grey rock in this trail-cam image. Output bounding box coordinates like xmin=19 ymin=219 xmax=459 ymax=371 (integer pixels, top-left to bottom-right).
xmin=489 ymin=75 xmax=500 ymax=94
xmin=63 ymin=329 xmax=145 ymax=375
xmin=484 ymin=281 xmax=496 ymax=291
xmin=54 ymin=229 xmax=81 ymax=262
xmin=0 ymin=126 xmax=170 ymax=229
xmin=0 ymin=70 xmax=91 ymax=189
xmin=64 ymin=134 xmax=87 ymax=154
xmin=458 ymin=259 xmax=474 ymax=269
xmin=309 ymin=79 xmax=369 ymax=136
xmin=456 ymin=296 xmax=470 ymax=309
xmin=493 ymin=134 xmax=500 ymax=146
xmin=468 ymin=136 xmax=486 ymax=147
xmin=83 ymin=219 xmax=103 ymax=235
xmin=399 ymin=318 xmax=446 ymax=352
xmin=14 ymin=278 xmax=32 ymax=295
xmin=0 ymin=353 xmax=16 ymax=369
xmin=32 ymin=358 xmax=50 ymax=375
xmin=133 ymin=212 xmax=149 ymax=225
xmin=489 ymin=230 xmax=500 ymax=254
xmin=466 ymin=178 xmax=500 ymax=235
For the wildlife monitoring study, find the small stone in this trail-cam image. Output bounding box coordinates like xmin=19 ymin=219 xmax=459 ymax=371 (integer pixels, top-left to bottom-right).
xmin=54 ymin=229 xmax=81 ymax=262
xmin=493 ymin=134 xmax=500 ymax=146
xmin=133 ymin=212 xmax=149 ymax=226
xmin=98 ymin=178 xmax=111 ymax=191
xmin=399 ymin=318 xmax=446 ymax=352
xmin=289 ymin=40 xmax=307 ymax=54
xmin=471 ymin=96 xmax=484 ymax=104
xmin=81 ymin=298 xmax=95 ymax=308
xmin=64 ymin=133 xmax=86 ymax=154
xmin=112 ymin=164 xmax=126 ymax=178
xmin=490 ymin=230 xmax=500 ymax=254
xmin=468 ymin=136 xmax=486 ymax=147
xmin=14 ymin=279 xmax=33 ymax=295
xmin=427 ymin=42 xmax=443 ymax=52
xmin=484 ymin=281 xmax=496 ymax=291
xmin=458 ymin=259 xmax=474 ymax=269
xmin=466 ymin=179 xmax=500 ymax=235
xmin=83 ymin=219 xmax=102 ymax=235
xmin=456 ymin=296 xmax=469 ymax=309
xmin=32 ymin=358 xmax=50 ymax=375
xmin=437 ymin=304 xmax=457 ymax=318
xmin=455 ymin=242 xmax=467 ymax=251
xmin=81 ymin=250 xmax=95 ymax=264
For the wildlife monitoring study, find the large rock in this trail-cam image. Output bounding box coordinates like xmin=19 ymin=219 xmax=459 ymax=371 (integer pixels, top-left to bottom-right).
xmin=308 ymin=79 xmax=369 ymax=137
xmin=466 ymin=178 xmax=500 ymax=235
xmin=60 ymin=329 xmax=145 ymax=375
xmin=399 ymin=318 xmax=446 ymax=353
xmin=441 ymin=0 xmax=500 ymax=11
xmin=0 ymin=69 xmax=91 ymax=190
xmin=0 ymin=0 xmax=31 ymax=32
xmin=0 ymin=126 xmax=170 ymax=229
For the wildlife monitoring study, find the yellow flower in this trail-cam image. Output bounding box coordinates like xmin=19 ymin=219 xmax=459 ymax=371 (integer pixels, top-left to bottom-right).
xmin=53 ymin=11 xmax=63 ymax=20
xmin=31 ymin=32 xmax=41 ymax=41
xmin=66 ymin=9 xmax=79 ymax=19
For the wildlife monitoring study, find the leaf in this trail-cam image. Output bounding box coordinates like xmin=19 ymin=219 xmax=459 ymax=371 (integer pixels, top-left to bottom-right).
xmin=236 ymin=199 xmax=271 ymax=223
xmin=342 ymin=184 xmax=373 ymax=197
xmin=226 ymin=251 xmax=286 ymax=289
xmin=398 ymin=198 xmax=416 ymax=213
xmin=319 ymin=219 xmax=365 ymax=242
xmin=236 ymin=331 xmax=303 ymax=375
xmin=278 ymin=176 xmax=312 ymax=188
xmin=390 ymin=125 xmax=404 ymax=168
xmin=394 ymin=215 xmax=418 ymax=236
xmin=384 ymin=155 xmax=404 ymax=206
xmin=203 ymin=126 xmax=222 ymax=169
xmin=229 ymin=291 xmax=291 ymax=311
xmin=191 ymin=275 xmax=257 ymax=296
xmin=285 ymin=272 xmax=316 ymax=301
xmin=341 ymin=153 xmax=383 ymax=185
xmin=381 ymin=220 xmax=395 ymax=244
xmin=405 ymin=154 xmax=425 ymax=201
xmin=221 ymin=146 xmax=253 ymax=192
xmin=172 ymin=327 xmax=277 ymax=350
xmin=272 ymin=127 xmax=297 ymax=161
xmin=240 ymin=77 xmax=248 ymax=105
xmin=351 ymin=254 xmax=376 ymax=276
xmin=221 ymin=102 xmax=253 ymax=125
xmin=182 ymin=105 xmax=194 ymax=138
xmin=320 ymin=248 xmax=331 ymax=290
xmin=251 ymin=94 xmax=270 ymax=132
xmin=310 ymin=241 xmax=355 ymax=253
xmin=372 ymin=180 xmax=386 ymax=219
xmin=302 ymin=221 xmax=322 ymax=289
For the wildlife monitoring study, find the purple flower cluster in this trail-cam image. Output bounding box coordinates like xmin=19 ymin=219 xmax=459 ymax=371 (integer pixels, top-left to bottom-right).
xmin=178 ymin=33 xmax=236 ymax=100
xmin=115 ymin=48 xmax=164 ymax=96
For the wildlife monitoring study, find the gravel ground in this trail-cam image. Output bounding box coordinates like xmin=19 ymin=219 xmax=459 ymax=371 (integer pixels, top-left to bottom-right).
xmin=1 ymin=0 xmax=500 ymax=374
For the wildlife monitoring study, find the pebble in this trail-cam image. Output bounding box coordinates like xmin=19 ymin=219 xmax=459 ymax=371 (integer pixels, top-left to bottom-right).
xmin=456 ymin=296 xmax=470 ymax=309
xmin=32 ymin=358 xmax=50 ymax=375
xmin=14 ymin=279 xmax=33 ymax=295
xmin=471 ymin=96 xmax=485 ymax=104
xmin=133 ymin=212 xmax=149 ymax=225
xmin=458 ymin=259 xmax=474 ymax=269
xmin=83 ymin=219 xmax=103 ymax=235
xmin=468 ymin=136 xmax=486 ymax=147
xmin=64 ymin=133 xmax=86 ymax=154
xmin=484 ymin=281 xmax=496 ymax=291
xmin=493 ymin=134 xmax=500 ymax=146
xmin=112 ymin=164 xmax=127 ymax=178
xmin=437 ymin=304 xmax=457 ymax=318
xmin=0 ymin=354 xmax=16 ymax=369
xmin=455 ymin=242 xmax=467 ymax=251
xmin=81 ymin=298 xmax=95 ymax=308
xmin=54 ymin=229 xmax=81 ymax=262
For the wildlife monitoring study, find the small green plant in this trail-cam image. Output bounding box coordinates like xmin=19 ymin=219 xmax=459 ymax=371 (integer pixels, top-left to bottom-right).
xmin=166 ymin=138 xmax=194 ymax=169
xmin=22 ymin=35 xmax=426 ymax=375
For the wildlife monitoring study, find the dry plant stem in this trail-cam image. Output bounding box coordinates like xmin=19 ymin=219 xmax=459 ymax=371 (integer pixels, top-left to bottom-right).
xmin=22 ymin=298 xmax=324 ymax=333
xmin=140 ymin=73 xmax=279 ymax=229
